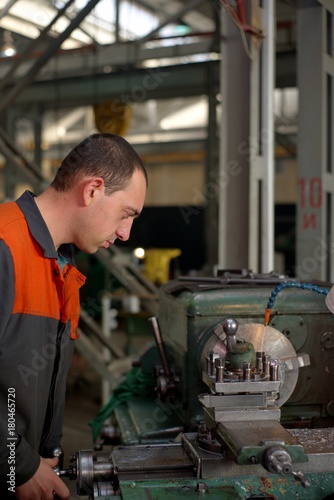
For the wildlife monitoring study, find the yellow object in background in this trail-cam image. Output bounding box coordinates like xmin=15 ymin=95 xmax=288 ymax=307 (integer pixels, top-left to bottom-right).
xmin=93 ymin=100 xmax=132 ymax=136
xmin=143 ymin=248 xmax=181 ymax=285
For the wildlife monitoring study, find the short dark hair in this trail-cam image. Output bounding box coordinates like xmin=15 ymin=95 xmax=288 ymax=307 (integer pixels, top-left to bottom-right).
xmin=50 ymin=133 xmax=148 ymax=195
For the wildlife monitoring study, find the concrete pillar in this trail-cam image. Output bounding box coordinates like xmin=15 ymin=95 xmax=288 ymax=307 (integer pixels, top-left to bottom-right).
xmin=218 ymin=2 xmax=251 ymax=270
xmin=296 ymin=0 xmax=334 ymax=281
xmin=218 ymin=1 xmax=275 ymax=273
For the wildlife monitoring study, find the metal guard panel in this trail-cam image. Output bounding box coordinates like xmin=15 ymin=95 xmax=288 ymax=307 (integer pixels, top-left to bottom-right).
xmin=160 ymin=281 xmax=330 ymax=318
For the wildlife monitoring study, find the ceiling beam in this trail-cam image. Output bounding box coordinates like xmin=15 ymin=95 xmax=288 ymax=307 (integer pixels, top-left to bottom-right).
xmin=8 ymin=61 xmax=220 ymax=109
xmin=0 ymin=35 xmax=216 ymax=82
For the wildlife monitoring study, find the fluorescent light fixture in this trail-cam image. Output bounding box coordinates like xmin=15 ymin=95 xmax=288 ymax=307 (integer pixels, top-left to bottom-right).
xmin=0 ymin=30 xmax=16 ymax=57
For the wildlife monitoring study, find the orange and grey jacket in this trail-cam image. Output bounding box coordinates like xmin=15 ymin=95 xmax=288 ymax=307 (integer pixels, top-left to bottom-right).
xmin=0 ymin=190 xmax=85 ymax=489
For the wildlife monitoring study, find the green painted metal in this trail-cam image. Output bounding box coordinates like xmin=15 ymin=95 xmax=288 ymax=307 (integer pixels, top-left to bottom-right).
xmin=157 ymin=281 xmax=334 ymax=427
xmin=117 ymin=472 xmax=334 ymax=499
xmin=92 ymin=280 xmax=334 ymax=500
xmin=217 ymin=420 xmax=308 ymax=466
xmin=111 ymin=280 xmax=334 ymax=443
xmin=114 ymin=398 xmax=184 ymax=445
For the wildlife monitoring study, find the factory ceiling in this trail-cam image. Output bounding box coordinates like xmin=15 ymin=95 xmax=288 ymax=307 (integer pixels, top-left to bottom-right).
xmin=0 ymin=0 xmax=298 ymax=175
xmin=0 ymin=0 xmax=217 ymax=49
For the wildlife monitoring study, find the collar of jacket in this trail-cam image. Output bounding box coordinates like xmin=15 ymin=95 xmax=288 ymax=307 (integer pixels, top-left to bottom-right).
xmin=16 ymin=190 xmax=74 ymax=261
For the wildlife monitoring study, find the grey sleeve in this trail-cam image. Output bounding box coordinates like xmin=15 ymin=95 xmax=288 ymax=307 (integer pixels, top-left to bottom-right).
xmin=0 ymin=239 xmax=15 ymax=341
xmin=0 ymin=240 xmax=40 ymax=486
xmin=0 ymin=425 xmax=41 ymax=486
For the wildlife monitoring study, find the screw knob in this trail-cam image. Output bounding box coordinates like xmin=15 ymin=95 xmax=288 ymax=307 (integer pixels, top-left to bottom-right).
xmin=223 ymin=318 xmax=238 ymax=352
xmin=222 ymin=318 xmax=238 ymax=336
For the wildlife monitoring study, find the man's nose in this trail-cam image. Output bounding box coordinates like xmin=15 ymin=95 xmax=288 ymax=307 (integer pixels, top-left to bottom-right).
xmin=115 ymin=219 xmax=133 ymax=241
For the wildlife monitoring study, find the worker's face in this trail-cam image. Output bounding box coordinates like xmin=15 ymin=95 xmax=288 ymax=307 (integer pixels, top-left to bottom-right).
xmin=77 ymin=169 xmax=146 ymax=254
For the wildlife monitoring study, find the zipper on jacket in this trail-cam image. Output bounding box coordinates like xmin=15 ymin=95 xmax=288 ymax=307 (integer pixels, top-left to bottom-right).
xmin=39 ymin=322 xmax=66 ymax=454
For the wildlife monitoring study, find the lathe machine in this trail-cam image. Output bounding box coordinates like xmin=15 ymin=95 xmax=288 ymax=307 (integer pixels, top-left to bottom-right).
xmin=60 ymin=272 xmax=334 ymax=499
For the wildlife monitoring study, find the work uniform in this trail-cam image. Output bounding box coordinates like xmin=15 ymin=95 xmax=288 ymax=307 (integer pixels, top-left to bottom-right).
xmin=0 ymin=190 xmax=86 ymax=495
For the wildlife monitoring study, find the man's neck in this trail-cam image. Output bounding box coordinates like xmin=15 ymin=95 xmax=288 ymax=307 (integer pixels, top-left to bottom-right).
xmin=34 ymin=188 xmax=73 ymax=250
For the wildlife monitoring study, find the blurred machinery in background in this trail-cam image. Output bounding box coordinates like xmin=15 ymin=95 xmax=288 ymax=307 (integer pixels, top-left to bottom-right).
xmin=60 ymin=271 xmax=334 ymax=499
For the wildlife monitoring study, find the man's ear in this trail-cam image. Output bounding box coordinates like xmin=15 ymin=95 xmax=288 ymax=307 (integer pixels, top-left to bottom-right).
xmin=82 ymin=177 xmax=105 ymax=206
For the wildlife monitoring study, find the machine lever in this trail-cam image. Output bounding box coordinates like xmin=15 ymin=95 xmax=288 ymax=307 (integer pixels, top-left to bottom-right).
xmin=58 ymin=466 xmax=77 ymax=480
xmin=292 ymin=470 xmax=311 ymax=488
xmin=149 ymin=316 xmax=171 ymax=378
xmin=52 ymin=446 xmax=64 ymax=476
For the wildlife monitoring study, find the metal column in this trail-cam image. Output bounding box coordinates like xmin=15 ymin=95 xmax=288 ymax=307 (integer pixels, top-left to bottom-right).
xmin=204 ymin=65 xmax=219 ymax=270
xmin=218 ymin=3 xmax=251 ymax=269
xmin=249 ymin=1 xmax=275 ymax=273
xmin=218 ymin=1 xmax=275 ymax=272
xmin=296 ymin=1 xmax=334 ymax=281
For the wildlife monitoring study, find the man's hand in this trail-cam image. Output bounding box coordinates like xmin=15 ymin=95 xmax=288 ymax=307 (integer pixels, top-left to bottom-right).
xmin=15 ymin=457 xmax=70 ymax=500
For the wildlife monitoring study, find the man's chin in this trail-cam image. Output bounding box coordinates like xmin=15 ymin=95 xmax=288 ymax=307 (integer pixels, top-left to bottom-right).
xmin=78 ymin=245 xmax=99 ymax=254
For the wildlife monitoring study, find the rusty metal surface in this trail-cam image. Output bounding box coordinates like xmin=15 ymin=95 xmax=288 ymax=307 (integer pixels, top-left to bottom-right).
xmin=288 ymin=427 xmax=334 ymax=453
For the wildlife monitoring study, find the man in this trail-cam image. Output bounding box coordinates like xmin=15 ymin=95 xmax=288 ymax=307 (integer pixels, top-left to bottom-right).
xmin=0 ymin=133 xmax=147 ymax=499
